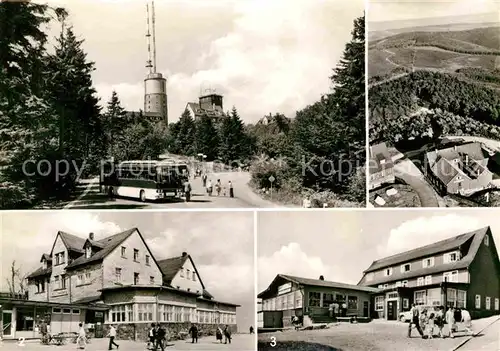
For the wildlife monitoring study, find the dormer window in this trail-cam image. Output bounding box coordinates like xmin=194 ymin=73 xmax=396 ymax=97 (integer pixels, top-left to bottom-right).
xmin=444 ymin=251 xmax=460 ymax=263
xmin=423 ymin=257 xmax=434 ymax=268
xmin=401 ymin=264 xmax=411 ymax=273
xmin=85 ymin=246 xmax=92 ymax=259
xmin=42 ymin=259 xmax=47 ymax=270
xmin=384 ymin=267 xmax=392 ymax=277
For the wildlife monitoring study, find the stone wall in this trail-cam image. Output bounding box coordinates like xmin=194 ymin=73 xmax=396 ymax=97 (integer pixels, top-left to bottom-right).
xmin=103 ymin=323 xmax=238 ymax=341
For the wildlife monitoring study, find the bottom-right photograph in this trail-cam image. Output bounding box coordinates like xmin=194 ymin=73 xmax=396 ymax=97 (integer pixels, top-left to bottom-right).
xmin=256 ymin=210 xmax=500 ymax=351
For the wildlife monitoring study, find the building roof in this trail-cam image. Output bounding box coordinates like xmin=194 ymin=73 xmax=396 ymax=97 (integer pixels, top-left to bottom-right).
xmin=360 ymin=227 xmax=491 ymax=286
xmin=40 ymin=253 xmax=52 ymax=263
xmin=65 ymin=228 xmax=137 ymax=270
xmin=156 ymin=253 xmax=209 ymax=296
xmin=258 ymin=274 xmax=380 ymax=298
xmin=26 ymin=267 xmax=52 ymax=279
xmin=57 ymin=231 xmax=86 ymax=254
xmin=369 ymin=142 xmax=394 ymax=174
xmin=73 ymin=295 xmax=103 ymax=304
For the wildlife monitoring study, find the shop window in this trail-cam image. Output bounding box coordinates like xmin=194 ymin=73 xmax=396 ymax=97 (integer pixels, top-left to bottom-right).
xmin=403 ymin=298 xmax=409 ymax=309
xmin=323 ymin=293 xmax=334 ymax=308
xmin=16 ymin=307 xmax=35 ymax=331
xmin=348 ymin=296 xmax=358 ymax=310
xmin=52 ymin=308 xmax=61 ymax=314
xmin=457 ymin=290 xmax=467 ymax=308
xmin=375 ymin=296 xmax=384 ymax=311
xmin=72 ymin=309 xmax=80 ymax=315
xmin=308 ymin=292 xmax=321 ymax=307
xmin=63 ymin=309 xmax=71 ymax=314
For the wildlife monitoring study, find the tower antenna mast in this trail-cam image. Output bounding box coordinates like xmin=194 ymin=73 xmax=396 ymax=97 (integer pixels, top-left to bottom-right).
xmin=145 ymin=2 xmax=153 ymax=72
xmin=152 ymin=0 xmax=157 ymax=73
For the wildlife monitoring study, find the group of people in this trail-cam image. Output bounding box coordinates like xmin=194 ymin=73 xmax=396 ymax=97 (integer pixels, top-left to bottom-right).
xmin=408 ymin=304 xmax=473 ymax=339
xmin=147 ymin=323 xmax=167 ymax=350
xmin=328 ymin=301 xmax=349 ymax=319
xmin=202 ymin=175 xmax=234 ymax=198
xmin=214 ymin=324 xmax=233 ymax=344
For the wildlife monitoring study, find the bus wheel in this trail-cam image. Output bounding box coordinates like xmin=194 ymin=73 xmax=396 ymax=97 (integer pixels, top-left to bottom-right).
xmin=139 ymin=190 xmax=146 ymax=202
xmin=108 ymin=187 xmax=114 ymax=198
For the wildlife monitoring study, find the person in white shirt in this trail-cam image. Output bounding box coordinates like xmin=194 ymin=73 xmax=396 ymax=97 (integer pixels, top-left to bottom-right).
xmin=445 ymin=306 xmax=455 ymax=338
xmin=302 ymin=196 xmax=311 ymax=208
xmin=461 ymin=308 xmax=473 ymax=335
xmin=107 ymin=325 xmax=119 ymax=350
xmin=76 ymin=323 xmax=86 ymax=349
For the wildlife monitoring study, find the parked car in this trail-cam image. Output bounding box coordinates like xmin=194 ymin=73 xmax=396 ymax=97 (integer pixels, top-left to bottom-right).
xmin=399 ymin=310 xmax=412 ymax=322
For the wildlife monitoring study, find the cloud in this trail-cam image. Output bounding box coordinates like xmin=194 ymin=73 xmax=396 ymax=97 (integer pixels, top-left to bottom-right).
xmin=258 ymin=242 xmax=340 ymax=292
xmin=378 ymin=214 xmax=482 ymax=257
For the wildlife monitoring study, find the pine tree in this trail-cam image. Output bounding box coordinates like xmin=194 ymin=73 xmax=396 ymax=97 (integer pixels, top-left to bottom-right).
xmin=102 ymin=91 xmax=127 ymax=158
xmin=195 ymin=115 xmax=219 ymax=161
xmin=218 ymin=107 xmax=252 ymax=165
xmin=175 ymin=110 xmax=196 ymax=155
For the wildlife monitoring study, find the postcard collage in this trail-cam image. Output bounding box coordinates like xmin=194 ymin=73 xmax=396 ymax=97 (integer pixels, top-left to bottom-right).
xmin=0 ymin=0 xmax=499 ymax=350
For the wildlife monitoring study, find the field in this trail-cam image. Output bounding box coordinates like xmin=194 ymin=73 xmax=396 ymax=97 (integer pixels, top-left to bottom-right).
xmin=368 ymin=26 xmax=500 ymax=86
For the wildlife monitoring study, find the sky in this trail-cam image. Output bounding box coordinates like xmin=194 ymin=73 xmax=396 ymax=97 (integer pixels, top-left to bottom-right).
xmin=257 ymin=209 xmax=500 ymax=293
xmin=0 ymin=210 xmax=255 ymax=330
xmin=368 ymin=0 xmax=499 ymax=23
xmin=38 ymin=0 xmax=364 ymax=123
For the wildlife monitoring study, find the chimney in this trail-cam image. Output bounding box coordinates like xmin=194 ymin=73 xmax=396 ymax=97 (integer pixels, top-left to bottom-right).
xmin=465 ymin=154 xmax=469 ymax=164
xmin=182 ymin=252 xmax=187 ymax=257
xmin=89 ymin=232 xmax=94 ymax=241
xmin=319 ymin=275 xmax=325 ymax=281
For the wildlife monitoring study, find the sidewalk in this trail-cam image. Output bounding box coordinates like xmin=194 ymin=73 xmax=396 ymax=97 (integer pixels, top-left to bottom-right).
xmin=449 ymin=315 xmax=500 ymax=351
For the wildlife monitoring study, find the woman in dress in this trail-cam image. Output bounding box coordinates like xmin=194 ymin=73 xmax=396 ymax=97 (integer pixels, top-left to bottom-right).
xmin=216 ymin=326 xmax=223 ymax=343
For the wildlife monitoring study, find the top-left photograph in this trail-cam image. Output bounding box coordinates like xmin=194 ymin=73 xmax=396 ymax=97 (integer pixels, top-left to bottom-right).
xmin=0 ymin=0 xmax=365 ymax=210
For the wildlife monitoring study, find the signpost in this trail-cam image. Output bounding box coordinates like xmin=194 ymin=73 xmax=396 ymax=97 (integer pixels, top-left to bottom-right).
xmin=269 ymin=175 xmax=275 ymax=200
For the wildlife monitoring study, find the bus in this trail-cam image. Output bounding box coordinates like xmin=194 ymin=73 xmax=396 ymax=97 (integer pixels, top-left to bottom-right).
xmin=100 ymin=160 xmax=189 ymax=202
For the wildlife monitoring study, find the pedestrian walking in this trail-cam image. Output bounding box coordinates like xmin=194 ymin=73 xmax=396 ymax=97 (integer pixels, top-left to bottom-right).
xmin=147 ymin=323 xmax=156 ymax=350
xmin=183 ymin=179 xmax=192 ymax=202
xmin=426 ymin=311 xmax=435 ymax=339
xmin=154 ymin=324 xmax=166 ymax=351
xmin=76 ymin=323 xmax=86 ymax=349
xmin=216 ymin=326 xmax=223 ymax=343
xmin=189 ymin=323 xmax=198 ymax=343
xmin=223 ymin=325 xmax=232 ymax=344
xmin=333 ymin=302 xmax=340 ymax=319
xmin=249 ymin=326 xmax=254 ymax=334
xmin=329 ymin=303 xmax=334 ymax=318
xmin=445 ymin=306 xmax=455 ymax=338
xmin=461 ymin=308 xmax=473 ymax=335
xmin=228 ymin=180 xmax=234 ymax=198
xmin=215 ymin=179 xmax=222 ymax=196
xmin=408 ymin=304 xmax=424 ymax=338
xmin=435 ymin=306 xmax=445 ymax=338
xmin=202 ymin=174 xmax=207 ymax=187
xmin=207 ymin=180 xmax=213 ymax=196
xmin=341 ymin=302 xmax=347 ymax=317
xmin=106 ymin=325 xmax=119 ymax=350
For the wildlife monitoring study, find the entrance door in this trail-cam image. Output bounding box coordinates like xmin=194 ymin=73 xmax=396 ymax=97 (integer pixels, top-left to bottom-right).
xmin=387 ymin=301 xmax=397 ymax=320
xmin=2 ymin=311 xmax=13 ymax=338
xmin=363 ymin=301 xmax=369 ymax=318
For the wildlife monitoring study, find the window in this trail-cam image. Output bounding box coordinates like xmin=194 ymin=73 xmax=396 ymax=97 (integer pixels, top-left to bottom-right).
xmin=401 ymin=264 xmax=411 ymax=273
xmin=348 ymin=296 xmax=358 ymax=309
xmin=134 ymin=273 xmax=139 ymax=285
xmin=72 ymin=309 xmax=80 ymax=315
xmin=187 ymin=269 xmax=190 ymax=278
xmin=323 ymin=293 xmax=334 ymax=308
xmin=484 ymin=235 xmax=489 ymax=246
xmin=63 ymin=308 xmax=71 ymax=314
xmin=121 ymin=246 xmax=126 ymax=258
xmin=375 ymin=296 xmax=384 ymax=311
xmin=387 ymin=293 xmax=398 ymax=299
xmin=54 ymin=276 xmax=60 ymax=289
xmin=415 ymin=291 xmax=426 ymax=305
xmin=115 ymin=268 xmax=122 ymax=282
xmin=85 ymin=246 xmax=91 ymax=259
xmin=180 ymin=268 xmax=184 ymax=278
xmin=85 ymin=273 xmax=91 ymax=282
xmin=145 ymin=255 xmax=150 ymax=266
xmin=378 ymin=285 xmax=383 ymax=288
xmin=475 ymin=295 xmax=481 ymax=309
xmin=137 ymin=304 xmax=154 ymax=322
xmin=55 ymin=254 xmax=60 ymax=265
xmin=192 ymin=272 xmax=196 ymax=281
xmin=495 ymin=298 xmax=499 ymax=311
xmin=403 ymin=298 xmax=409 ymax=309
xmin=417 ymin=277 xmax=424 ymax=286
xmin=110 ymin=304 xmax=133 ymax=323
xmin=422 ymin=257 xmax=434 ymax=268
xmin=133 ymin=249 xmax=139 ymax=262
xmin=61 ymin=275 xmax=66 ymax=289
xmin=447 ymin=288 xmax=457 ymax=307
xmin=295 ymin=290 xmax=302 ymax=308
xmin=425 ymin=275 xmax=432 ymax=285
xmin=444 ymin=252 xmax=459 ymax=264
xmin=308 ymin=292 xmax=321 ymax=307
xmin=457 ymin=290 xmax=467 ymax=308
xmin=53 ymin=308 xmax=61 ymax=313
xmin=77 ymin=274 xmax=84 ymax=285
xmin=443 ymin=271 xmax=458 ymax=283
xmin=150 ymin=276 xmax=154 ymax=285
xmin=383 ymin=284 xmax=389 ymax=289
xmin=486 ymin=297 xmax=491 ymax=310
xmin=384 ymin=267 xmax=393 ymax=276
xmin=402 ymin=280 xmax=408 ymax=287
xmin=60 ymin=252 xmax=65 ymax=264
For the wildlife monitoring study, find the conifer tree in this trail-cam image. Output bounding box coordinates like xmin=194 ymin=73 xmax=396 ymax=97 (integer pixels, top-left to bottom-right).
xmin=195 ymin=115 xmax=219 ymax=160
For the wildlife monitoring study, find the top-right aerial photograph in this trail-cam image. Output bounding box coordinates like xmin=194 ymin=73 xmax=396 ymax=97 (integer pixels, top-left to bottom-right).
xmin=368 ymin=0 xmax=500 ymax=208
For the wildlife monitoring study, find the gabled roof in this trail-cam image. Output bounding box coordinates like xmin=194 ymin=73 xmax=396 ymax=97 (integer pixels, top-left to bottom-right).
xmin=363 ymin=227 xmax=488 ymax=274
xmin=27 ymin=267 xmax=52 ymax=279
xmin=157 ymin=253 xmax=209 ymax=294
xmin=40 ymin=254 xmax=52 ymax=263
xmin=369 ymin=142 xmax=394 ymax=174
xmin=258 ymin=274 xmax=379 ymax=298
xmin=50 ymin=231 xmax=86 ymax=255
xmin=360 ymin=227 xmax=491 ymax=286
xmin=65 ymin=228 xmax=137 ymax=270
xmin=84 ymin=239 xmax=106 ymax=249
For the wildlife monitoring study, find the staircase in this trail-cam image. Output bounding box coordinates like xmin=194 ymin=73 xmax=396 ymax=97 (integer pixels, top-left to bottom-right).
xmin=309 ymin=315 xmax=337 ymax=324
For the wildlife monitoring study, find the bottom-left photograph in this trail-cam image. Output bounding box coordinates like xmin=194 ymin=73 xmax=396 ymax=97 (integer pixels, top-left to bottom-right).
xmin=0 ymin=210 xmax=256 ymax=350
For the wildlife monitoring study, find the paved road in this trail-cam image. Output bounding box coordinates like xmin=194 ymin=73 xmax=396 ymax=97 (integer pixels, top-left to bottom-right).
xmin=44 ymin=171 xmax=283 ymax=209
xmin=2 ymin=333 xmax=255 ymax=350
xmin=258 ymin=317 xmax=499 ymax=351
xmin=456 ymin=318 xmax=500 ymax=351
xmin=393 ymin=160 xmax=441 ymax=207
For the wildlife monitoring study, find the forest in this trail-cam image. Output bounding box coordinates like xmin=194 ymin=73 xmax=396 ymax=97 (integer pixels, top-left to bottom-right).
xmin=369 ymin=70 xmax=500 ymax=145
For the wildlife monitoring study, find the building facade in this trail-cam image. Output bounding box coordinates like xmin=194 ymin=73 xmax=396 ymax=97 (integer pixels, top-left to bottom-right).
xmin=185 ymin=93 xmax=226 ymax=123
xmin=1 ymin=228 xmax=238 ymax=341
xmin=358 ymin=226 xmax=500 ymax=320
xmin=258 ymin=275 xmax=377 ymax=328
